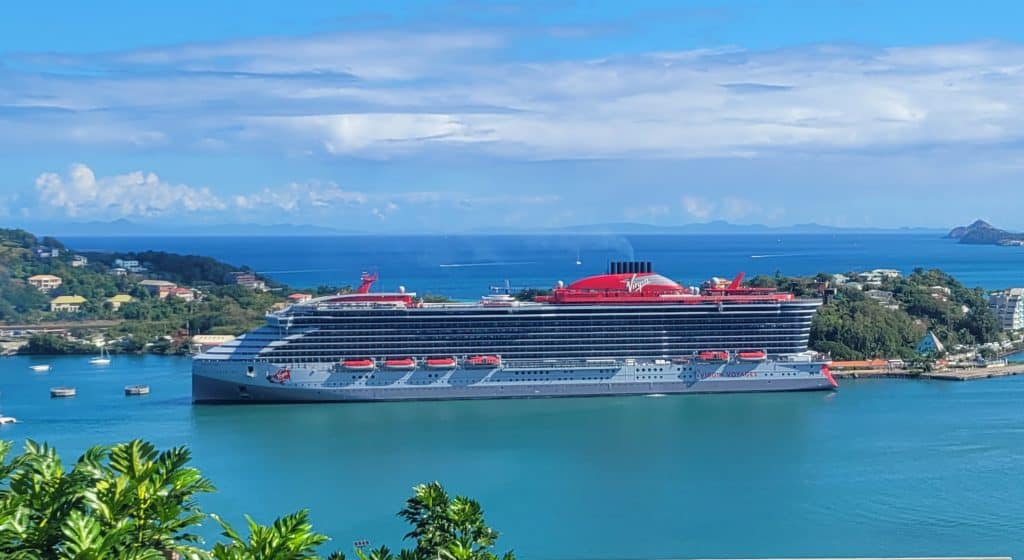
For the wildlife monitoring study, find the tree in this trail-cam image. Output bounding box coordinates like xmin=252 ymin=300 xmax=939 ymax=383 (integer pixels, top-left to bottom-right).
xmin=210 ymin=510 xmax=332 ymax=560
xmin=398 ymin=482 xmax=514 ymax=560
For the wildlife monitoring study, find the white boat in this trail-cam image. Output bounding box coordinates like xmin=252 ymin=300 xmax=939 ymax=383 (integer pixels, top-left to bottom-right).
xmin=89 ymin=346 xmax=111 ymax=366
xmin=29 ymin=364 xmax=51 ymax=372
xmin=575 ymin=250 xmax=582 ymax=265
xmin=0 ymin=416 xmax=17 ymax=424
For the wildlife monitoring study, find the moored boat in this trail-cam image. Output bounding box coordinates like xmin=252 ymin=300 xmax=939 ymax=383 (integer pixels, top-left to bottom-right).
xmin=29 ymin=364 xmax=51 ymax=372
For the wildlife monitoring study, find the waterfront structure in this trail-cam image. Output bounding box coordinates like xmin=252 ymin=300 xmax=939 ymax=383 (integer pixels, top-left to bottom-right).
xmin=193 ymin=262 xmax=836 ymax=404
xmin=916 ymin=330 xmax=946 ymax=355
xmin=106 ymin=294 xmax=134 ymax=310
xmin=71 ymin=255 xmax=88 ymax=268
xmin=988 ymin=288 xmax=1024 ymax=331
xmin=28 ymin=274 xmax=62 ymax=293
xmin=50 ymin=295 xmax=86 ymax=313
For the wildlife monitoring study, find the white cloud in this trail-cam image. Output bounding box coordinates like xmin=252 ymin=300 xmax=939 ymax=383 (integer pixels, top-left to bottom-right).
xmin=722 ymin=196 xmax=756 ymax=220
xmin=681 ymin=195 xmax=714 ymax=220
xmin=233 ymin=182 xmax=367 ymax=212
xmin=34 ymin=163 xmax=225 ymax=218
xmin=6 ymin=35 xmax=1024 ymax=160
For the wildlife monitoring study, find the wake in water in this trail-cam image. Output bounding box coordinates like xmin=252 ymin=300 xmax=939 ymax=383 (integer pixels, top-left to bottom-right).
xmin=750 ymin=253 xmax=814 ymax=259
xmin=439 ymin=261 xmax=538 ymax=268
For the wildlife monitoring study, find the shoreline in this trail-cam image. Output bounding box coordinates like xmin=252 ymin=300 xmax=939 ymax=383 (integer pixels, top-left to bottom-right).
xmin=834 ymin=362 xmax=1024 ymax=381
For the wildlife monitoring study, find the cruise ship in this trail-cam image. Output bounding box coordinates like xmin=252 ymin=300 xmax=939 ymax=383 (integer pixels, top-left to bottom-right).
xmin=192 ymin=261 xmax=836 ymax=403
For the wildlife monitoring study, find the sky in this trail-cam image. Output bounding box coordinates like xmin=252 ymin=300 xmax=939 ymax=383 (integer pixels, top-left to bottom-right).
xmin=3 ymin=0 xmax=1024 ymax=233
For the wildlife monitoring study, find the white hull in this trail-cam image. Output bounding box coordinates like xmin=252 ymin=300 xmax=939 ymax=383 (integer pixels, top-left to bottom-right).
xmin=192 ymin=358 xmax=835 ymax=403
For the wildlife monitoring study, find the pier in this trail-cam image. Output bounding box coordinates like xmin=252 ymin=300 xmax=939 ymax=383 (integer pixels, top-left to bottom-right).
xmin=834 ymin=363 xmax=1023 ymax=381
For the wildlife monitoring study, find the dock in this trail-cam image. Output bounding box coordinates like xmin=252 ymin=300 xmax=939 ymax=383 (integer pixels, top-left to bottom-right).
xmin=834 ymin=363 xmax=1023 ymax=381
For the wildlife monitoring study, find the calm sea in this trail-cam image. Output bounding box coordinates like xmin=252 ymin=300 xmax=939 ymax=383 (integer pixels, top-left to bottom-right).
xmin=7 ymin=234 xmax=1023 ymax=557
xmin=64 ymin=233 xmax=1024 ymax=295
xmin=0 ymin=354 xmax=1022 ymax=559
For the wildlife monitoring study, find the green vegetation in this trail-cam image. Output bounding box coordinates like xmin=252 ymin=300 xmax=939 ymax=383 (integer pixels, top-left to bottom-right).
xmin=749 ymin=268 xmax=1003 ymax=360
xmin=0 ymin=439 xmax=514 ymax=560
xmin=1 ymin=228 xmax=290 ymax=355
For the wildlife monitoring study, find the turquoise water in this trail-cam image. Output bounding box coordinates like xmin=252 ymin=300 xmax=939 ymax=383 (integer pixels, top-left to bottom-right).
xmin=2 ymin=354 xmax=1022 ymax=559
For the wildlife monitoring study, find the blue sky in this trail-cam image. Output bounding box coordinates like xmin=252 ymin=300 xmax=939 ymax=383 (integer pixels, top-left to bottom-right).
xmin=3 ymin=0 xmax=1024 ymax=232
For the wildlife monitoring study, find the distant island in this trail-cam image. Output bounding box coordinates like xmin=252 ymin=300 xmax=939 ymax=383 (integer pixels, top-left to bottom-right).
xmin=946 ymin=219 xmax=1024 ymax=246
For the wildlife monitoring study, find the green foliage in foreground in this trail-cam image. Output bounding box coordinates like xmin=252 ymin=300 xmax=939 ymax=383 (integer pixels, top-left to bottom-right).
xmin=0 ymin=440 xmax=514 ymax=560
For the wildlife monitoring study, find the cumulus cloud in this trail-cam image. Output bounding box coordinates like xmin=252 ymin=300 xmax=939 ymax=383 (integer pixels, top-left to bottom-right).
xmin=34 ymin=163 xmax=225 ymax=218
xmin=681 ymin=196 xmax=714 ymax=219
xmin=5 ymin=33 xmax=1024 ymax=159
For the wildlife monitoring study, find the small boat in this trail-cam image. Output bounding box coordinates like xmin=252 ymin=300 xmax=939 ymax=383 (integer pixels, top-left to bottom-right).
xmin=124 ymin=384 xmax=150 ymax=396
xmin=50 ymin=386 xmax=76 ymax=398
xmin=575 ymin=250 xmax=582 ymax=266
xmin=697 ymin=351 xmax=730 ymax=363
xmin=737 ymin=350 xmax=767 ymax=362
xmin=465 ymin=355 xmax=501 ymax=369
xmin=0 ymin=416 xmax=17 ymax=425
xmin=29 ymin=364 xmax=51 ymax=372
xmin=384 ymin=358 xmax=417 ymax=370
xmin=342 ymin=358 xmax=376 ymax=371
xmin=89 ymin=346 xmax=111 ymax=366
xmin=425 ymin=357 xmax=457 ymax=369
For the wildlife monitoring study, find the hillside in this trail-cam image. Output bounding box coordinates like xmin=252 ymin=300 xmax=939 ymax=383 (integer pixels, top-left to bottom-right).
xmin=946 ymin=219 xmax=1024 ymax=245
xmin=0 ymin=227 xmax=288 ymax=355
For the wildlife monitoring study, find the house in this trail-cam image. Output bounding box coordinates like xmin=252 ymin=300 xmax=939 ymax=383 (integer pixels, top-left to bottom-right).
xmin=28 ymin=274 xmax=63 ymax=293
xmin=856 ymin=272 xmax=883 ymax=287
xmin=865 ymin=289 xmax=895 ymax=304
xmin=929 ymin=285 xmax=952 ymax=301
xmin=114 ymin=258 xmax=146 ymax=273
xmin=106 ymin=294 xmax=134 ymax=310
xmin=989 ymin=288 xmax=1024 ymax=331
xmin=169 ymin=287 xmax=196 ymax=302
xmin=110 ymin=267 xmax=128 ymax=276
xmin=873 ymin=268 xmax=902 ymax=279
xmin=843 ymin=281 xmax=864 ymax=291
xmin=50 ymin=295 xmax=86 ymax=313
xmin=139 ymin=279 xmax=177 ymax=298
xmin=229 ymin=271 xmax=267 ymax=291
xmin=288 ymin=293 xmax=313 ymax=303
xmin=831 ymin=273 xmax=850 ymax=285
xmin=71 ymin=255 xmax=89 ymax=268
xmin=35 ymin=247 xmax=61 ymax=259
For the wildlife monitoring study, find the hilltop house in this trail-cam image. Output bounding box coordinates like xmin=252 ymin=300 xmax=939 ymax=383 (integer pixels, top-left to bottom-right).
xmin=169 ymin=287 xmax=196 ymax=302
xmin=28 ymin=274 xmax=63 ymax=293
xmin=989 ymin=288 xmax=1024 ymax=331
xmin=139 ymin=279 xmax=177 ymax=298
xmin=106 ymin=294 xmax=134 ymax=310
xmin=229 ymin=271 xmax=267 ymax=291
xmin=71 ymin=255 xmax=88 ymax=268
xmin=114 ymin=258 xmax=146 ymax=273
xmin=34 ymin=247 xmax=61 ymax=259
xmin=50 ymin=295 xmax=86 ymax=313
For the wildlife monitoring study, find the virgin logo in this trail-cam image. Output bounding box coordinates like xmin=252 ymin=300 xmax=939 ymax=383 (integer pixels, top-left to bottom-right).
xmin=623 ymin=274 xmax=651 ymax=293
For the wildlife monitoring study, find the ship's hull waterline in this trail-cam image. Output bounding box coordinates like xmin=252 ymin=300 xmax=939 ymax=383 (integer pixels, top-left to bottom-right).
xmin=192 ymin=360 xmax=835 ymax=404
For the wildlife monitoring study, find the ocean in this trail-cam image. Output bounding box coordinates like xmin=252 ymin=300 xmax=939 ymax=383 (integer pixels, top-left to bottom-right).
xmin=64 ymin=233 xmax=1024 ymax=295
xmin=4 ymin=233 xmax=1022 ymax=558
xmin=0 ymin=354 xmax=1022 ymax=559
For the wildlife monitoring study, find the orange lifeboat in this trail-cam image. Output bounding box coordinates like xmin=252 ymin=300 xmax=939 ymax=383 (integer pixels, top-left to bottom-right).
xmin=697 ymin=351 xmax=730 ymax=363
xmin=384 ymin=357 xmax=417 ymax=370
xmin=737 ymin=350 xmax=767 ymax=362
xmin=343 ymin=358 xmax=376 ymax=371
xmin=425 ymin=357 xmax=457 ymax=369
xmin=465 ymin=355 xmax=501 ymax=368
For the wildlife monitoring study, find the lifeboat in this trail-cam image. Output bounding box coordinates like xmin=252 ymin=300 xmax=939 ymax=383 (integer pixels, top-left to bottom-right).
xmin=384 ymin=357 xmax=417 ymax=370
xmin=425 ymin=357 xmax=457 ymax=369
xmin=465 ymin=355 xmax=501 ymax=368
xmin=697 ymin=351 xmax=730 ymax=363
xmin=737 ymin=350 xmax=767 ymax=362
xmin=342 ymin=358 xmax=376 ymax=371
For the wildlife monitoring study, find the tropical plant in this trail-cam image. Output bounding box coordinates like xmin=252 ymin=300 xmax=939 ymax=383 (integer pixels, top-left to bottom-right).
xmin=398 ymin=482 xmax=514 ymax=560
xmin=209 ymin=510 xmax=333 ymax=560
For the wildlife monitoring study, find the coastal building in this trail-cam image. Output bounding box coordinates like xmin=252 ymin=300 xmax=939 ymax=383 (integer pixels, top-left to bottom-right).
xmin=28 ymin=274 xmax=63 ymax=293
xmin=229 ymin=271 xmax=267 ymax=291
xmin=50 ymin=295 xmax=86 ymax=313
xmin=110 ymin=267 xmax=128 ymax=276
xmin=34 ymin=247 xmax=61 ymax=259
xmin=106 ymin=294 xmax=134 ymax=310
xmin=929 ymin=285 xmax=952 ymax=301
xmin=843 ymin=281 xmax=864 ymax=291
xmin=288 ymin=293 xmax=313 ymax=303
xmin=169 ymin=287 xmax=196 ymax=302
xmin=865 ymin=289 xmax=896 ymax=306
xmin=139 ymin=279 xmax=177 ymax=298
xmin=71 ymin=255 xmax=88 ymax=268
xmin=831 ymin=273 xmax=850 ymax=285
xmin=916 ymin=330 xmax=946 ymax=355
xmin=989 ymin=288 xmax=1024 ymax=331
